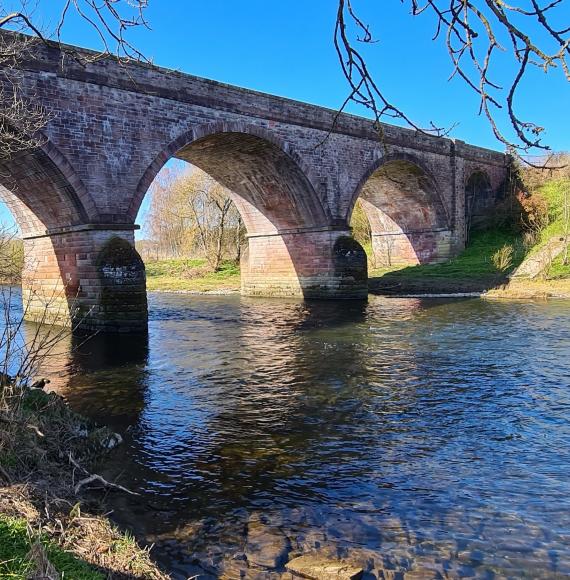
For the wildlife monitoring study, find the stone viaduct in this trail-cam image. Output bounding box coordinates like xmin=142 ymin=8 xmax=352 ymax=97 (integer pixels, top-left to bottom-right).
xmin=0 ymin=38 xmax=509 ymax=332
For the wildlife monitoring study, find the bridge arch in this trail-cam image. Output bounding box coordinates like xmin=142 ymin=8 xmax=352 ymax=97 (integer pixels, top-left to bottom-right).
xmin=130 ymin=121 xmax=328 ymax=230
xmin=0 ymin=135 xmax=95 ymax=235
xmin=349 ymin=153 xmax=453 ymax=267
xmin=465 ymin=169 xmax=494 ymax=238
xmin=0 ymin=135 xmax=145 ymax=330
xmin=131 ymin=122 xmax=366 ymax=300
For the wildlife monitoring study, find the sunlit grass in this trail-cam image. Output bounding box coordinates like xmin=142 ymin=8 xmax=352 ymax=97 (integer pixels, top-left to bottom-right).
xmin=145 ymin=258 xmax=240 ymax=291
xmin=370 ymin=229 xmax=524 ymax=281
xmin=0 ymin=516 xmax=103 ymax=579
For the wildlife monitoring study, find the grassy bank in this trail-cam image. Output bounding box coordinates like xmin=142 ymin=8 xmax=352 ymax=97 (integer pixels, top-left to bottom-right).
xmin=370 ymin=172 xmax=569 ymax=297
xmin=528 ymin=177 xmax=570 ymax=279
xmin=0 ymin=384 xmax=168 ymax=579
xmin=369 ymin=229 xmax=526 ymax=295
xmin=145 ymin=258 xmax=240 ymax=292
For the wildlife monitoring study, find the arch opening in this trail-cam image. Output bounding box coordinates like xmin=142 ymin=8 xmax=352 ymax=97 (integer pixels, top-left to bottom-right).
xmin=135 ymin=130 xmax=367 ymax=300
xmin=0 ymin=143 xmax=147 ymax=331
xmin=0 ymin=146 xmax=89 ymax=327
xmin=350 ymin=159 xmax=452 ymax=268
xmin=465 ymin=170 xmax=494 ymax=241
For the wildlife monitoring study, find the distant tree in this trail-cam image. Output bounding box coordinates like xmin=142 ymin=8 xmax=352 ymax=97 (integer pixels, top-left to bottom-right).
xmin=0 ymin=224 xmax=23 ymax=282
xmin=144 ymin=166 xmax=245 ymax=270
xmin=144 ymin=167 xmax=195 ymax=259
xmin=187 ymin=172 xmax=243 ymax=272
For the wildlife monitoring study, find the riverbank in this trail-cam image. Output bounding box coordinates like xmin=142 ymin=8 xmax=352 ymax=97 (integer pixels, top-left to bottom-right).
xmin=369 ymin=276 xmax=570 ymax=299
xmin=0 ymin=383 xmax=168 ymax=579
xmin=145 ymin=258 xmax=240 ymax=292
xmin=369 ymin=228 xmax=570 ymax=299
xmin=145 ymin=231 xmax=570 ymax=300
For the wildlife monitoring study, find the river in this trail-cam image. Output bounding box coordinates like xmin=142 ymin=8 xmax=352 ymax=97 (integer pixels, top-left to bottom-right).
xmin=24 ymin=292 xmax=570 ymax=578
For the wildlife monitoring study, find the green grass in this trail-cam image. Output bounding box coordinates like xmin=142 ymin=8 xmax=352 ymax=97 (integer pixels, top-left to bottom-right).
xmin=547 ymin=252 xmax=570 ymax=279
xmin=534 ymin=178 xmax=570 ymax=278
xmin=370 ymin=229 xmax=524 ymax=281
xmin=0 ymin=516 xmax=103 ymax=579
xmin=146 ymin=258 xmax=240 ymax=292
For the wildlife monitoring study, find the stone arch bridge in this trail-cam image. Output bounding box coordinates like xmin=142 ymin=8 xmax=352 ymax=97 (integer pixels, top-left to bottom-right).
xmin=0 ymin=38 xmax=509 ymax=332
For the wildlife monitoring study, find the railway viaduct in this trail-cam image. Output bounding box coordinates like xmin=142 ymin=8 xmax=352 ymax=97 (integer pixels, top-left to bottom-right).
xmin=0 ymin=38 xmax=509 ymax=332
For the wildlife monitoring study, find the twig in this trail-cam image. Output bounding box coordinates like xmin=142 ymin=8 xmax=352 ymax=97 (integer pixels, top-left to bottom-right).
xmin=73 ymin=473 xmax=140 ymax=496
xmin=68 ymin=452 xmax=139 ymax=496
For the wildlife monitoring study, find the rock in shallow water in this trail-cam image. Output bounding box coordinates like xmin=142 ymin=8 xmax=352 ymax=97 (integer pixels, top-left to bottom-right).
xmin=245 ymin=513 xmax=290 ymax=569
xmin=285 ymin=554 xmax=363 ymax=579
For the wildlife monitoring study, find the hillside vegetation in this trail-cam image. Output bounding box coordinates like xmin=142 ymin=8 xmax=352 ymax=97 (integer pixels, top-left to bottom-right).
xmin=369 ymin=155 xmax=570 ymax=294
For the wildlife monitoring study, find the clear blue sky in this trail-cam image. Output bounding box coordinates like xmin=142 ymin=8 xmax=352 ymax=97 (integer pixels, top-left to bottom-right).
xmin=1 ymin=0 xmax=568 ymax=230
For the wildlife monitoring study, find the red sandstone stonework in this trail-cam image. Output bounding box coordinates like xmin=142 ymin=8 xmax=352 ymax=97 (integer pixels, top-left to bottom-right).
xmin=0 ymin=35 xmax=509 ymax=332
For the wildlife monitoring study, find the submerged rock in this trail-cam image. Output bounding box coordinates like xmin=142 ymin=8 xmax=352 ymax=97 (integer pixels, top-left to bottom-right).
xmin=245 ymin=513 xmax=291 ymax=570
xmin=285 ymin=554 xmax=363 ymax=579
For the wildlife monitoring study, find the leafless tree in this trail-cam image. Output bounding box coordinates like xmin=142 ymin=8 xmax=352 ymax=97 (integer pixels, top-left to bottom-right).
xmin=335 ymin=0 xmax=569 ymax=163
xmin=144 ymin=166 xmax=195 ymax=259
xmin=144 ymin=165 xmax=245 ymax=270
xmin=187 ymin=173 xmax=242 ymax=272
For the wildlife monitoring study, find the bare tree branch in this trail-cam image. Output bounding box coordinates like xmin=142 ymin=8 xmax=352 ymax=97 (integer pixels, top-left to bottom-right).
xmin=335 ymin=0 xmax=569 ymax=164
xmin=0 ymin=0 xmax=150 ymax=164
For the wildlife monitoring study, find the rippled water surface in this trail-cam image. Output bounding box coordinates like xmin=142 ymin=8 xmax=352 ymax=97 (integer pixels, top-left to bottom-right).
xmin=39 ymin=294 xmax=570 ymax=578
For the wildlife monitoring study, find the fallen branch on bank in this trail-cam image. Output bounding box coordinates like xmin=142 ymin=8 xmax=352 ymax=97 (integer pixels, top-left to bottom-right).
xmin=68 ymin=452 xmax=140 ymax=496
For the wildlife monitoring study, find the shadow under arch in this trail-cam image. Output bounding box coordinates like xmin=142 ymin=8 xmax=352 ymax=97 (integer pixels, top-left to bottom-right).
xmin=348 ymin=153 xmax=453 ymax=267
xmin=0 ymin=136 xmax=95 ymax=235
xmin=129 ymin=122 xmax=328 ymax=227
xmin=131 ymin=122 xmax=368 ymax=299
xmin=0 ymin=134 xmax=95 ymax=323
xmin=465 ymin=169 xmax=494 ymax=238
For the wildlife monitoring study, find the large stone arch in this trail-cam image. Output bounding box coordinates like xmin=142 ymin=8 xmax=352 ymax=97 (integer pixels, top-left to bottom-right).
xmin=130 ymin=122 xmax=366 ymax=299
xmin=129 ymin=121 xmax=328 ymax=230
xmin=349 ymin=153 xmax=452 ymax=266
xmin=0 ymin=138 xmax=145 ymax=331
xmin=0 ymin=137 xmax=94 ymax=236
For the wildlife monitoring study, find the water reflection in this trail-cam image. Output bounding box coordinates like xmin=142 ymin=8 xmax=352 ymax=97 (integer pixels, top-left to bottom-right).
xmin=34 ymin=293 xmax=570 ymax=578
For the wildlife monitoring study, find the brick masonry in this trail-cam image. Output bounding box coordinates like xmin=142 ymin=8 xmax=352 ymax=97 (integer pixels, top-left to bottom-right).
xmin=0 ymin=35 xmax=509 ymax=331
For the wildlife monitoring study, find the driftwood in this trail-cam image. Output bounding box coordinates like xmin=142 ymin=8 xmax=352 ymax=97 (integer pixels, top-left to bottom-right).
xmin=68 ymin=452 xmax=139 ymax=496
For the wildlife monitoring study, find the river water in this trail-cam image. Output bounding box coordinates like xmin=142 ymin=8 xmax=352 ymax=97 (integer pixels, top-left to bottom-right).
xmin=27 ymin=293 xmax=570 ymax=577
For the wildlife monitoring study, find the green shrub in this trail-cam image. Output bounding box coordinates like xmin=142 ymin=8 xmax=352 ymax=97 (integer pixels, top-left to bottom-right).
xmin=492 ymin=244 xmax=515 ymax=272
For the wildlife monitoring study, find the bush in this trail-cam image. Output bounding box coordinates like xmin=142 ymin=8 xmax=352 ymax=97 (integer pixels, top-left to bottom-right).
xmin=492 ymin=244 xmax=515 ymax=272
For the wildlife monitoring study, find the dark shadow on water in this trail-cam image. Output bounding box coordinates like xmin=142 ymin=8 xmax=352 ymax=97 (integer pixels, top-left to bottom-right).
xmin=59 ymin=332 xmax=150 ymax=428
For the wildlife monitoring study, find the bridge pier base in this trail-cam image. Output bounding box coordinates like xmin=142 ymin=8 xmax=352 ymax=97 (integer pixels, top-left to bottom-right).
xmin=241 ymin=229 xmax=368 ymax=299
xmin=21 ymin=228 xmax=148 ymax=333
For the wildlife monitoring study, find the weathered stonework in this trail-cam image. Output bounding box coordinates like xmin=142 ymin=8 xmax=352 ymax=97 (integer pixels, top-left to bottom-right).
xmin=21 ymin=228 xmax=147 ymax=332
xmin=241 ymin=230 xmax=367 ymax=299
xmin=0 ymin=34 xmax=509 ymax=332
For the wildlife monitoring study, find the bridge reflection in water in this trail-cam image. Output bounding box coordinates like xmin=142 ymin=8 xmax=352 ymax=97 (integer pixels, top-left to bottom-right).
xmin=21 ymin=292 xmax=570 ymax=579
